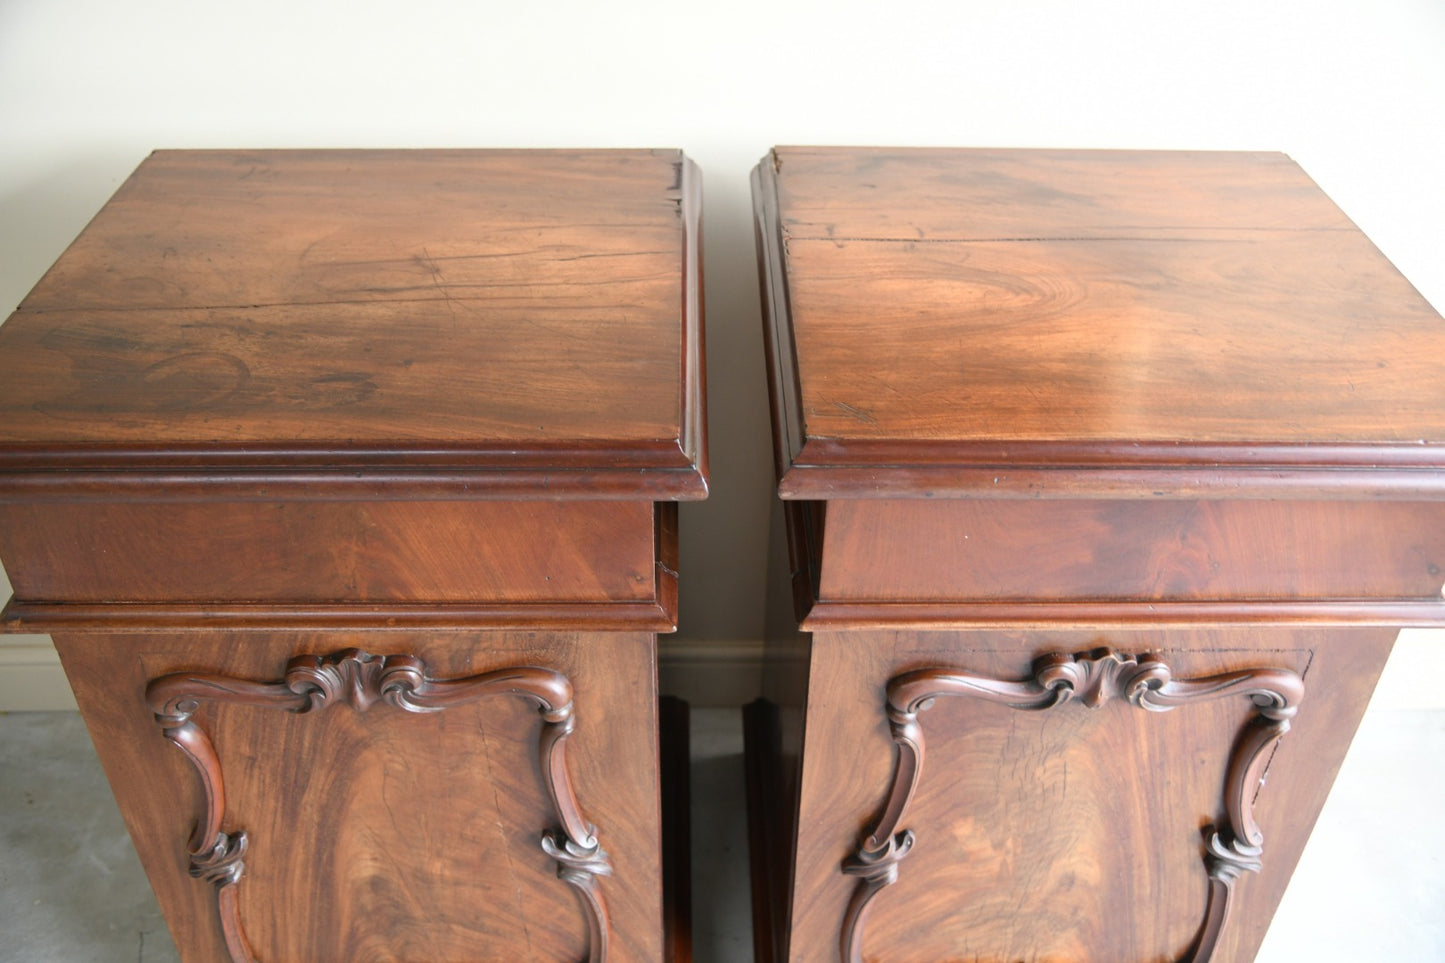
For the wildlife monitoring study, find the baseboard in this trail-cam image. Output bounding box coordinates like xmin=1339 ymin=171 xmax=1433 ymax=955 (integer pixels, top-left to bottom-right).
xmin=659 ymin=638 xmax=764 ymax=707
xmin=0 ymin=636 xmax=76 ymax=711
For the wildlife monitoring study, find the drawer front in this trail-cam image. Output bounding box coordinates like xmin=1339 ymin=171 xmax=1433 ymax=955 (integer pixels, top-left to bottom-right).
xmin=0 ymin=499 xmax=656 ymax=604
xmin=818 ymin=499 xmax=1445 ymax=604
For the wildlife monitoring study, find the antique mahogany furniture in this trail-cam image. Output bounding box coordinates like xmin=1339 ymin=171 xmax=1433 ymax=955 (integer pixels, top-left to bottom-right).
xmin=0 ymin=148 xmax=706 ymax=962
xmin=748 ymin=147 xmax=1445 ymax=963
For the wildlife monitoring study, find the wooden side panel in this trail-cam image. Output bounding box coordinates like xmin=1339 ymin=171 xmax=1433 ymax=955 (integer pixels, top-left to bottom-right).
xmin=54 ymin=630 xmax=664 ymax=963
xmin=819 ymin=500 xmax=1445 ymax=603
xmin=0 ymin=500 xmax=656 ymax=603
xmin=749 ymin=497 xmax=817 ymax=963
xmin=786 ymin=627 xmax=1394 ymax=963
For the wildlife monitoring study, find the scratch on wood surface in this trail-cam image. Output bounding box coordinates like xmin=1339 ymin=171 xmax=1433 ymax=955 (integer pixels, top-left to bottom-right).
xmin=833 ymin=401 xmax=878 ymax=425
xmin=418 ymin=247 xmax=460 ymax=332
xmin=557 ymin=250 xmax=669 ymax=261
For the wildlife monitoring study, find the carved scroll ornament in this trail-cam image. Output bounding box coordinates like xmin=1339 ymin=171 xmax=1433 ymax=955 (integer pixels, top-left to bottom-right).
xmin=842 ymin=648 xmax=1303 ymax=963
xmin=146 ymin=649 xmax=611 ymax=963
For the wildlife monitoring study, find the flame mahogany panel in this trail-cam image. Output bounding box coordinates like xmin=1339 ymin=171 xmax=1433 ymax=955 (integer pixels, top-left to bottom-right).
xmin=843 ymin=648 xmax=1305 ymax=963
xmin=146 ymin=649 xmax=614 ymax=963
xmin=54 ymin=630 xmax=666 ymax=963
xmin=818 ymin=499 xmax=1445 ymax=604
xmin=0 ymin=499 xmax=657 ymax=604
xmin=771 ymin=629 xmax=1392 ymax=963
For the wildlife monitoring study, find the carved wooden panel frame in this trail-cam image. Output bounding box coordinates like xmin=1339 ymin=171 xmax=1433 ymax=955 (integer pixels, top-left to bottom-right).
xmin=841 ymin=648 xmax=1304 ymax=963
xmin=145 ymin=648 xmax=612 ymax=963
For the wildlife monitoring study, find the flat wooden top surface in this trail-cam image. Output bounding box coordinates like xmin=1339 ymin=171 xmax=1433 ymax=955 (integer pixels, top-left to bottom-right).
xmin=0 ymin=149 xmax=705 ymax=496
xmin=755 ymin=147 xmax=1445 ymax=497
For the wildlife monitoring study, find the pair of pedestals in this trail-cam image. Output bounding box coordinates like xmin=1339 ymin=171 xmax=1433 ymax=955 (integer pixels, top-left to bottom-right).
xmin=2 ymin=147 xmax=1443 ymax=963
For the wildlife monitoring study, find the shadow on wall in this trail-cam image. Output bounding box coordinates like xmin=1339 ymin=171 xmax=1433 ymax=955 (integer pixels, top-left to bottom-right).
xmin=674 ymin=169 xmax=775 ymax=648
xmin=0 ymin=154 xmax=153 ymax=711
xmin=0 ymin=151 xmax=150 ymax=311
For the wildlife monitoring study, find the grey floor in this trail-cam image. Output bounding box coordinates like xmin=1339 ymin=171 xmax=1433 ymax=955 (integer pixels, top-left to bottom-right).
xmin=2 ymin=704 xmax=1441 ymax=962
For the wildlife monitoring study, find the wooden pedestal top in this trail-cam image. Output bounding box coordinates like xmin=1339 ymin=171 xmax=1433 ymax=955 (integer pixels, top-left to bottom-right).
xmin=0 ymin=149 xmax=706 ymax=500
xmin=753 ymin=147 xmax=1445 ymax=499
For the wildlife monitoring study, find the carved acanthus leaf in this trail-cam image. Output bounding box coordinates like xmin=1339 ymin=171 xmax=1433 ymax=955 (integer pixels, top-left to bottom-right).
xmin=283 ymin=650 xmax=430 ymax=713
xmin=1206 ymin=831 xmax=1264 ymax=882
xmin=1035 ymin=649 xmax=1173 ymax=709
xmin=190 ymin=831 xmax=247 ymax=888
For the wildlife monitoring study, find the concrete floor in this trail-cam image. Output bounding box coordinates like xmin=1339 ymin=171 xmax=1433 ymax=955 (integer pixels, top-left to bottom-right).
xmin=1 ymin=710 xmax=179 ymax=962
xmin=2 ymin=701 xmax=1442 ymax=962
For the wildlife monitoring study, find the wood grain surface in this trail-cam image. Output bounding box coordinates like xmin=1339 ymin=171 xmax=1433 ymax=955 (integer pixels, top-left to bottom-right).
xmin=817 ymin=499 xmax=1445 ymax=603
xmin=842 ymin=650 xmax=1305 ymax=963
xmin=0 ymin=501 xmax=683 ymax=633
xmin=751 ymin=147 xmax=1444 ymax=963
xmin=782 ymin=628 xmax=1392 ymax=963
xmin=0 ymin=499 xmax=657 ymax=602
xmin=0 ymin=148 xmax=706 ymax=962
xmin=770 ymin=148 xmax=1357 ymax=240
xmin=0 ymin=149 xmax=706 ymax=498
xmin=754 ymin=148 xmax=1445 ymax=498
xmin=56 ymin=629 xmax=666 ymax=963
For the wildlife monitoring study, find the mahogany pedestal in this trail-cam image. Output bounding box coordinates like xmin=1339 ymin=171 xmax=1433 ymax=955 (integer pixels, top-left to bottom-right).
xmin=0 ymin=149 xmax=707 ymax=963
xmin=748 ymin=147 xmax=1445 ymax=963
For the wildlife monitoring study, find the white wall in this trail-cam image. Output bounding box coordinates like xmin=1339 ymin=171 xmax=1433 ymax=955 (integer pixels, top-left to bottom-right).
xmin=2 ymin=0 xmax=1443 ymax=676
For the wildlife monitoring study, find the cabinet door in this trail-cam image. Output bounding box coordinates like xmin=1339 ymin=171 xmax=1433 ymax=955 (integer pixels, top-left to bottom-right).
xmin=55 ymin=630 xmax=664 ymax=963
xmin=790 ymin=628 xmax=1394 ymax=963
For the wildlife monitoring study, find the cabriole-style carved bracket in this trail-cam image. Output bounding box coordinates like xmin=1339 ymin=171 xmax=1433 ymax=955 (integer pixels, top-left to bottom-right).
xmin=146 ymin=649 xmax=612 ymax=963
xmin=842 ymin=648 xmax=1303 ymax=963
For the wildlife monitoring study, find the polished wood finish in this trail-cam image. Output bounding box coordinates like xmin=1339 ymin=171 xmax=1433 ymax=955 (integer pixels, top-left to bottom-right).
xmin=760 ymin=148 xmax=1445 ymax=478
xmin=818 ymin=499 xmax=1445 ymax=604
xmin=843 ymin=649 xmax=1304 ymax=963
xmin=146 ymin=649 xmax=611 ymax=963
xmin=0 ymin=149 xmax=706 ymax=499
xmin=56 ymin=630 xmax=664 ymax=963
xmin=786 ymin=629 xmax=1392 ymax=963
xmin=1 ymin=502 xmax=682 ymax=633
xmin=0 ymin=149 xmax=705 ymax=962
xmin=0 ymin=499 xmax=658 ymax=602
xmin=757 ymin=149 xmax=1445 ymax=502
xmin=751 ymin=148 xmax=1445 ymax=962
